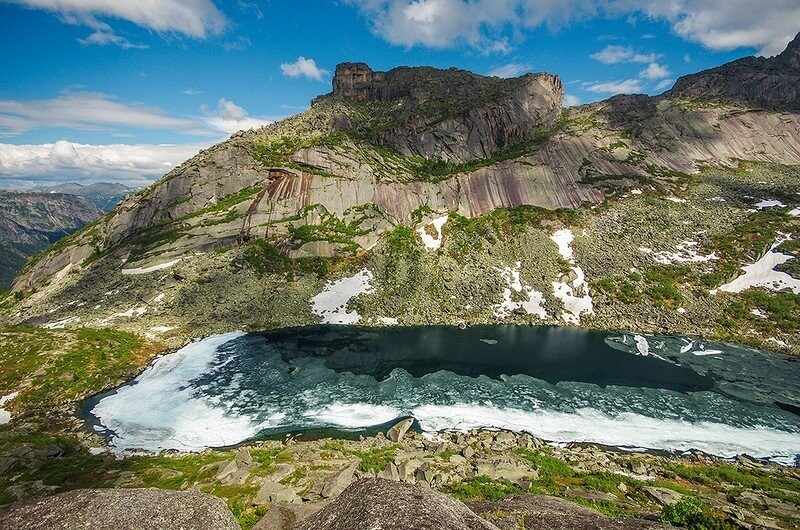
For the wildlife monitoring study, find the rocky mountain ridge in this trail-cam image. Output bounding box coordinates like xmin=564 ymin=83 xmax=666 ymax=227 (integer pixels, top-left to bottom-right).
xmin=668 ymin=31 xmax=800 ymax=110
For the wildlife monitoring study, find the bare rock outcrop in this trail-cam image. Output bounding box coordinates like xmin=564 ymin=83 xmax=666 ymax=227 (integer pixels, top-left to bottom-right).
xmin=0 ymin=488 xmax=240 ymax=530
xmin=468 ymin=494 xmax=668 ymax=529
xmin=292 ymin=478 xmax=500 ymax=530
xmin=320 ymin=62 xmax=563 ymax=162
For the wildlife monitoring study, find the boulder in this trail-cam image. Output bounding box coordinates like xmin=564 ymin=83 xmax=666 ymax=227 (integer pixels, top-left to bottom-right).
xmin=468 ymin=494 xmax=668 ymax=530
xmin=291 ymin=478 xmax=500 ymax=530
xmin=253 ymin=502 xmax=325 ymax=530
xmin=386 ymin=418 xmax=414 ymax=443
xmin=254 ymin=480 xmax=301 ymax=505
xmin=319 ymin=463 xmax=357 ymax=499
xmin=643 ymin=486 xmax=684 ymax=506
xmin=0 ymin=488 xmax=239 ymax=530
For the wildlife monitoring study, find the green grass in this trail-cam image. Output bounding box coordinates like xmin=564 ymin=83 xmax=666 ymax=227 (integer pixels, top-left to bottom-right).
xmin=659 ymin=496 xmax=737 ymax=529
xmin=322 ymin=441 xmax=401 ymax=473
xmin=0 ymin=327 xmax=154 ymax=412
xmin=444 ymin=475 xmax=522 ymax=501
xmin=643 ymin=265 xmax=690 ymax=308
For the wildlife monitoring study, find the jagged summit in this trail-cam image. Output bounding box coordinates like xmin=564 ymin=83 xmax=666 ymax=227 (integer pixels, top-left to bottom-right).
xmin=314 ymin=62 xmax=563 ymax=162
xmin=668 ymin=30 xmax=800 ymax=110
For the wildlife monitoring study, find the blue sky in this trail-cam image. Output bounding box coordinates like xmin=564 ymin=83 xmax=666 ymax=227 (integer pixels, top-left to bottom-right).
xmin=0 ymin=0 xmax=798 ymax=188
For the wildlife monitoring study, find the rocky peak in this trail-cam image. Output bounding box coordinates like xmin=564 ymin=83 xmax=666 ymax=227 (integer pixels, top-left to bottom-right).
xmin=776 ymin=30 xmax=800 ymax=69
xmin=320 ymin=62 xmax=564 ymax=162
xmin=668 ymin=30 xmax=800 ymax=110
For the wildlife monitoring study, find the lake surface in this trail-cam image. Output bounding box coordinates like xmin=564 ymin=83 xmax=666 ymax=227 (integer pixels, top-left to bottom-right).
xmin=86 ymin=326 xmax=800 ymax=463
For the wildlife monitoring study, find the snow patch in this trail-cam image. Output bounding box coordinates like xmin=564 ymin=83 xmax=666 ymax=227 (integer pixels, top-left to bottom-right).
xmin=145 ymin=326 xmax=175 ymax=340
xmin=550 ymin=229 xmax=594 ymax=324
xmin=121 ymin=259 xmax=181 ymax=275
xmin=666 ymin=196 xmax=687 ymax=203
xmin=0 ymin=392 xmax=19 ymax=425
xmin=715 ymin=238 xmax=800 ymax=295
xmin=43 ymin=316 xmax=81 ymax=329
xmin=492 ymin=262 xmax=548 ymax=319
xmin=767 ymin=337 xmax=788 ymax=348
xmin=377 ymin=317 xmax=399 ymax=326
xmin=754 ymin=199 xmax=786 ymax=210
xmin=639 ymin=240 xmax=717 ymax=265
xmin=417 ymin=215 xmax=448 ymax=251
xmin=310 ymin=269 xmax=374 ymax=324
xmin=789 ymin=207 xmax=800 ymax=217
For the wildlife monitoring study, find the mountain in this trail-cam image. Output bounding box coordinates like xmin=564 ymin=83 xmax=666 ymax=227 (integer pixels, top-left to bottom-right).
xmin=0 ymin=191 xmax=102 ymax=290
xmin=32 ymin=182 xmax=136 ymax=211
xmin=668 ymin=31 xmax=800 ymax=110
xmin=4 ymin=34 xmax=799 ymax=353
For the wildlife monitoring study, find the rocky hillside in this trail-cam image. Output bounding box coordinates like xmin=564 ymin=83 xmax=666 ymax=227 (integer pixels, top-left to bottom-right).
xmin=0 ymin=192 xmax=102 ymax=290
xmin=3 ymin=34 xmax=800 ymax=353
xmin=668 ymin=31 xmax=800 ymax=110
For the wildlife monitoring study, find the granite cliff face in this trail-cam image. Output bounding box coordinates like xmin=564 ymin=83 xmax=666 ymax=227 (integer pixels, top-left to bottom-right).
xmin=319 ymin=62 xmax=563 ymax=161
xmin=4 ymin=42 xmax=800 ymax=354
xmin=668 ymin=32 xmax=800 ymax=110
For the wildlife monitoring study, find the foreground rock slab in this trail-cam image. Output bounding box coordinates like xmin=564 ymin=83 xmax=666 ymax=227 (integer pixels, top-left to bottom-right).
xmin=0 ymin=488 xmax=240 ymax=530
xmin=468 ymin=494 xmax=668 ymax=530
xmin=291 ymin=478 xmax=500 ymax=530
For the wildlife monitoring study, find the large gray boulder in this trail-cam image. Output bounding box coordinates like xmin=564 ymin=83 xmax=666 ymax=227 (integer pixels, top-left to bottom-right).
xmin=467 ymin=494 xmax=668 ymax=530
xmin=291 ymin=478 xmax=500 ymax=530
xmin=0 ymin=488 xmax=240 ymax=530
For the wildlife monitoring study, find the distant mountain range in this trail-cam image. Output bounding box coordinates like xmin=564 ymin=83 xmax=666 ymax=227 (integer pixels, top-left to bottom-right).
xmin=0 ymin=191 xmax=102 ymax=290
xmin=32 ymin=182 xmax=136 ymax=211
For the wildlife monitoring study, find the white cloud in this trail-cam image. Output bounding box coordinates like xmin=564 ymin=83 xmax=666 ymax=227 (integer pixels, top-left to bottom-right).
xmin=182 ymin=89 xmax=202 ymax=97
xmin=201 ymin=99 xmax=274 ymax=135
xmin=6 ymin=0 xmax=228 ymax=47
xmin=0 ymin=140 xmax=211 ymax=187
xmin=222 ymin=36 xmax=252 ymax=52
xmin=0 ymin=92 xmax=277 ymax=138
xmin=563 ymin=94 xmax=581 ymax=107
xmin=77 ymin=28 xmax=148 ymax=49
xmin=488 ymin=63 xmax=532 ymax=78
xmin=346 ymin=0 xmax=799 ymax=56
xmin=280 ymin=57 xmax=330 ymax=82
xmin=590 ymin=45 xmax=661 ymax=64
xmin=584 ymin=79 xmax=644 ymax=94
xmin=0 ymin=92 xmax=213 ymax=137
xmin=640 ymin=62 xmax=671 ymax=79
xmin=621 ymin=0 xmax=800 ymax=56
xmin=654 ymin=78 xmax=674 ymax=91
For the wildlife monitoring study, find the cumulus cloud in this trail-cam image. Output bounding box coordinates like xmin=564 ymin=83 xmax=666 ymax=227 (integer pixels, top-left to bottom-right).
xmin=201 ymin=98 xmax=274 ymax=134
xmin=621 ymin=0 xmax=800 ymax=56
xmin=488 ymin=63 xmax=532 ymax=78
xmin=280 ymin=57 xmax=330 ymax=82
xmin=583 ymin=79 xmax=644 ymax=94
xmin=639 ymin=62 xmax=671 ymax=79
xmin=563 ymin=94 xmax=581 ymax=107
xmin=654 ymin=78 xmax=674 ymax=91
xmin=346 ymin=0 xmax=799 ymax=56
xmin=6 ymin=0 xmax=228 ymax=47
xmin=590 ymin=45 xmax=661 ymax=64
xmin=0 ymin=140 xmax=211 ymax=187
xmin=0 ymin=92 xmax=213 ymax=137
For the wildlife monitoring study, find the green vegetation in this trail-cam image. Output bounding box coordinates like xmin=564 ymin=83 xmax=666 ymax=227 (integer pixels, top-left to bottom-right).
xmin=0 ymin=327 xmax=155 ymax=413
xmin=643 ymin=265 xmax=690 ymax=308
xmin=659 ymin=496 xmax=736 ymax=529
xmin=323 ymin=441 xmax=401 ymax=472
xmin=444 ymin=475 xmax=522 ymax=501
xmin=594 ymin=273 xmax=643 ymax=304
xmin=721 ymin=290 xmax=800 ymax=335
xmin=240 ymin=239 xmax=334 ymax=279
